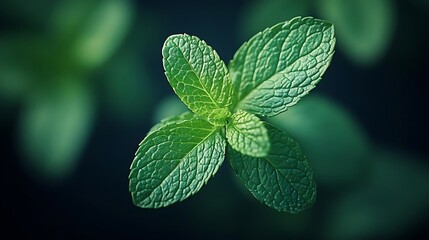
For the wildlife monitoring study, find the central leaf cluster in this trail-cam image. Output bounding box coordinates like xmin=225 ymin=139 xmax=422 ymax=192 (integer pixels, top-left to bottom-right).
xmin=163 ymin=33 xmax=271 ymax=157
xmin=129 ymin=16 xmax=336 ymax=213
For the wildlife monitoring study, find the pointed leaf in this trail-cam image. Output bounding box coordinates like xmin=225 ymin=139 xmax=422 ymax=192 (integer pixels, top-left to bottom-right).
xmin=162 ymin=34 xmax=233 ymax=125
xmin=229 ymin=123 xmax=316 ymax=213
xmin=229 ymin=16 xmax=335 ymax=117
xmin=226 ymin=110 xmax=269 ymax=157
xmin=129 ymin=118 xmax=226 ymax=208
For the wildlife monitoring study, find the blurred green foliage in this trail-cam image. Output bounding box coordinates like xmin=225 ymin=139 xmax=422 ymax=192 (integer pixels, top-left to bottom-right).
xmin=239 ymin=0 xmax=311 ymax=41
xmin=19 ymin=81 xmax=94 ymax=181
xmin=240 ymin=0 xmax=395 ymax=66
xmin=51 ymin=0 xmax=133 ymax=70
xmin=0 ymin=0 xmax=150 ymax=183
xmin=325 ymin=149 xmax=429 ymax=239
xmin=269 ymin=95 xmax=372 ymax=187
xmin=318 ymin=0 xmax=395 ymax=66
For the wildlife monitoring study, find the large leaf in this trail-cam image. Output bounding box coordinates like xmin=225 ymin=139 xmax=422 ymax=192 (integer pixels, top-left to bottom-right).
xmin=229 ymin=123 xmax=316 ymax=213
xmin=129 ymin=118 xmax=226 ymax=208
xmin=226 ymin=110 xmax=269 ymax=157
xmin=229 ymin=16 xmax=335 ymax=117
xmin=163 ymin=34 xmax=233 ymax=125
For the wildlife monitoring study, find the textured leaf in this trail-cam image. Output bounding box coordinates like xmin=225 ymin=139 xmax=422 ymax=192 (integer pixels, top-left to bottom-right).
xmin=226 ymin=110 xmax=269 ymax=157
xmin=318 ymin=0 xmax=394 ymax=66
xmin=229 ymin=123 xmax=316 ymax=213
xmin=129 ymin=118 xmax=226 ymax=208
xmin=229 ymin=16 xmax=335 ymax=117
xmin=163 ymin=34 xmax=233 ymax=125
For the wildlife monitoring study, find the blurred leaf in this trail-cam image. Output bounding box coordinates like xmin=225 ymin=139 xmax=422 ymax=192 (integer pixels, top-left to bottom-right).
xmin=318 ymin=0 xmax=395 ymax=66
xmin=0 ymin=35 xmax=55 ymax=87
xmin=0 ymin=67 xmax=30 ymax=103
xmin=269 ymin=95 xmax=371 ymax=187
xmin=51 ymin=0 xmax=133 ymax=70
xmin=239 ymin=0 xmax=311 ymax=42
xmin=18 ymin=80 xmax=94 ymax=183
xmin=324 ymin=149 xmax=429 ymax=240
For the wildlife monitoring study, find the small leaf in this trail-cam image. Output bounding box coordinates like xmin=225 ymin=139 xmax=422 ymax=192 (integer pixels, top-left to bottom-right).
xmin=163 ymin=34 xmax=233 ymax=125
xmin=229 ymin=123 xmax=316 ymax=213
xmin=229 ymin=16 xmax=335 ymax=117
xmin=226 ymin=110 xmax=269 ymax=157
xmin=129 ymin=118 xmax=226 ymax=208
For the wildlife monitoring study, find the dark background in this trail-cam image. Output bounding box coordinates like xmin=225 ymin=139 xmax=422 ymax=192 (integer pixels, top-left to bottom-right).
xmin=1 ymin=0 xmax=429 ymax=239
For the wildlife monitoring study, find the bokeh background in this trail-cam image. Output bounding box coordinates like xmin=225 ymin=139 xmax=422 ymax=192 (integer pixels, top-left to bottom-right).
xmin=1 ymin=0 xmax=429 ymax=239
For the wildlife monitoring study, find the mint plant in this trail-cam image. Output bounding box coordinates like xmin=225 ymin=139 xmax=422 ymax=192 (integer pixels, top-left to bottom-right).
xmin=129 ymin=16 xmax=335 ymax=213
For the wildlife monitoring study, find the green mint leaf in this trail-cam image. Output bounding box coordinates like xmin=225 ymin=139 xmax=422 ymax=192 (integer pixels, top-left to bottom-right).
xmin=163 ymin=34 xmax=233 ymax=125
xmin=226 ymin=110 xmax=269 ymax=157
xmin=229 ymin=16 xmax=335 ymax=117
xmin=228 ymin=123 xmax=316 ymax=213
xmin=129 ymin=117 xmax=226 ymax=208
